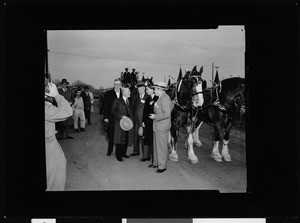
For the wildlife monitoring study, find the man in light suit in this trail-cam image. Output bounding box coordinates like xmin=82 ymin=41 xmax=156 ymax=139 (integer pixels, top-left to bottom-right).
xmin=150 ymin=81 xmax=174 ymax=173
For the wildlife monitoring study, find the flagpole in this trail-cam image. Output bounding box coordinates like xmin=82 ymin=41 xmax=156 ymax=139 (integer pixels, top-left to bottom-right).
xmin=212 ymin=63 xmax=214 ymax=86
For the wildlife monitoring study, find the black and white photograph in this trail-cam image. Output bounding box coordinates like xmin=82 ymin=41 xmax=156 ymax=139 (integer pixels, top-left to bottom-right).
xmin=45 ymin=28 xmax=246 ymax=191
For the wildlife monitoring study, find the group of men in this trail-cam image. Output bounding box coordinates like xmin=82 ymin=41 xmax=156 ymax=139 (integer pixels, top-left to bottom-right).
xmin=56 ymin=78 xmax=94 ymax=139
xmin=103 ymin=77 xmax=174 ymax=173
xmin=121 ymin=68 xmax=138 ymax=86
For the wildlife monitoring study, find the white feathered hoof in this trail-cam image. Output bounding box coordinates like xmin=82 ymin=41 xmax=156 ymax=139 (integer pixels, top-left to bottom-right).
xmin=222 ymin=153 xmax=232 ymax=162
xmin=188 ymin=155 xmax=199 ymax=164
xmin=169 ymin=152 xmax=178 ymax=162
xmin=211 ymin=153 xmax=223 ymax=162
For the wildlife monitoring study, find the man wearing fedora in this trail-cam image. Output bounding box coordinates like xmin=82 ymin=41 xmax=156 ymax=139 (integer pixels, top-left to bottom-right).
xmin=150 ymin=81 xmax=174 ymax=173
xmin=111 ymin=85 xmax=134 ymax=161
xmin=122 ymin=68 xmax=131 ymax=85
xmin=142 ymin=81 xmax=159 ymax=167
xmin=103 ymin=78 xmax=122 ymax=156
xmin=81 ymin=86 xmax=92 ymax=125
xmin=131 ymin=81 xmax=147 ymax=159
xmin=57 ymin=78 xmax=75 ymax=139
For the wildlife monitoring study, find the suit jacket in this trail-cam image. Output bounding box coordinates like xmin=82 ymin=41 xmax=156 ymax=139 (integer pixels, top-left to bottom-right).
xmin=142 ymin=95 xmax=159 ymax=146
xmin=103 ymin=89 xmax=122 ymax=120
xmin=153 ymin=92 xmax=174 ymax=133
xmin=81 ymin=91 xmax=92 ymax=110
xmin=133 ymin=93 xmax=148 ymax=128
xmin=111 ymin=97 xmax=133 ymax=145
xmin=58 ymin=87 xmax=75 ymax=105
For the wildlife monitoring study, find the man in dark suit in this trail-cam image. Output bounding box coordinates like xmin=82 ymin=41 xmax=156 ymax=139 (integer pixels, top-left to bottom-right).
xmin=57 ymin=78 xmax=75 ymax=139
xmin=131 ymin=81 xmax=147 ymax=160
xmin=103 ymin=78 xmax=122 ymax=156
xmin=81 ymin=86 xmax=92 ymax=125
xmin=142 ymin=82 xmax=159 ymax=166
xmin=111 ymin=85 xmax=134 ymax=161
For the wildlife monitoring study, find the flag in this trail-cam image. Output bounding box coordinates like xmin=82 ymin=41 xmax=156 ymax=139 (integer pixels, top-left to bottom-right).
xmin=214 ymin=70 xmax=220 ymax=86
xmin=177 ymin=68 xmax=182 ymax=82
xmin=167 ymin=78 xmax=171 ymax=87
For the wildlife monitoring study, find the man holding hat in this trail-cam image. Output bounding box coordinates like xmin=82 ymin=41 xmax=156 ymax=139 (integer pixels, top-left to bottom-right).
xmin=111 ymin=84 xmax=134 ymax=161
xmin=149 ymin=81 xmax=174 ymax=173
xmin=103 ymin=78 xmax=122 ymax=156
xmin=57 ymin=78 xmax=75 ymax=139
xmin=131 ymin=81 xmax=147 ymax=159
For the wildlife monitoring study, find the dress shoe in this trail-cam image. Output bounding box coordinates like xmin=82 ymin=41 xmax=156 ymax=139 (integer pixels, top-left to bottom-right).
xmin=106 ymin=152 xmax=111 ymax=156
xmin=66 ymin=135 xmax=74 ymax=139
xmin=130 ymin=153 xmax=139 ymax=156
xmin=156 ymin=168 xmax=166 ymax=173
xmin=116 ymin=157 xmax=124 ymax=162
xmin=123 ymin=155 xmax=130 ymax=158
xmin=140 ymin=158 xmax=150 ymax=162
xmin=80 ymin=128 xmax=86 ymax=131
xmin=75 ymin=129 xmax=80 ymax=133
xmin=148 ymin=164 xmax=154 ymax=168
xmin=152 ymin=165 xmax=158 ymax=168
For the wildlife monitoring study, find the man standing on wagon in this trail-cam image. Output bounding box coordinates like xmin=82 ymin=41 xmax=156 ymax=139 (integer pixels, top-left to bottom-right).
xmin=149 ymin=81 xmax=174 ymax=173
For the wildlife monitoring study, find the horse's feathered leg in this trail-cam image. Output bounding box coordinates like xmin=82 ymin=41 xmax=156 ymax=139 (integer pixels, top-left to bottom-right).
xmin=169 ymin=111 xmax=179 ymax=162
xmin=221 ymin=118 xmax=234 ymax=162
xmin=211 ymin=122 xmax=223 ymax=162
xmin=169 ymin=131 xmax=178 ymax=162
xmin=193 ymin=121 xmax=203 ymax=147
xmin=186 ymin=125 xmax=199 ymax=164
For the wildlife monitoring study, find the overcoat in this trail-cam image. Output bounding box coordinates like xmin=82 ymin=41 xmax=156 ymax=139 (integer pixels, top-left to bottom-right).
xmin=142 ymin=95 xmax=159 ymax=146
xmin=103 ymin=89 xmax=122 ymax=137
xmin=45 ymin=94 xmax=73 ymax=191
xmin=58 ymin=87 xmax=75 ymax=126
xmin=111 ymin=97 xmax=134 ymax=145
xmin=132 ymin=93 xmax=148 ymax=127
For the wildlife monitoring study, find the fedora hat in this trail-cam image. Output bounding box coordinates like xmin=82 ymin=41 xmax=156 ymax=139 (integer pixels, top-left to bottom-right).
xmin=153 ymin=81 xmax=167 ymax=90
xmin=120 ymin=116 xmax=133 ymax=131
xmin=135 ymin=81 xmax=145 ymax=88
xmin=60 ymin=78 xmax=69 ymax=84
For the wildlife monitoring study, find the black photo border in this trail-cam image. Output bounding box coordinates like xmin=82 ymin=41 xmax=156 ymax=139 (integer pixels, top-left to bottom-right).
xmin=3 ymin=0 xmax=298 ymax=220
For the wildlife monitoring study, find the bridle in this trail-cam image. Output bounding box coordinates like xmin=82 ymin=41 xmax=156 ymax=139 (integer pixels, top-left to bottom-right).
xmin=173 ymin=74 xmax=204 ymax=111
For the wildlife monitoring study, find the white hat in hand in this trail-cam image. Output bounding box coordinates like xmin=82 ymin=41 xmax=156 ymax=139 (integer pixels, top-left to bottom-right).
xmin=45 ymin=82 xmax=59 ymax=97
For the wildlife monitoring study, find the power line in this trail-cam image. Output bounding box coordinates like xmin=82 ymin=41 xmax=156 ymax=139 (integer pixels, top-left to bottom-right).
xmin=48 ymin=50 xmax=244 ymax=69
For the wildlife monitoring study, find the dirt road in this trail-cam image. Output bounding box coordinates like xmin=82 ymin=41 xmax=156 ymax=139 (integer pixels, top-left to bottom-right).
xmin=59 ymin=101 xmax=246 ymax=192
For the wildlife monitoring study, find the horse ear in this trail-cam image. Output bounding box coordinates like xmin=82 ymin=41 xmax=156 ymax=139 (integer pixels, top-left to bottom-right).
xmin=142 ymin=76 xmax=145 ymax=81
xmin=192 ymin=66 xmax=197 ymax=74
xmin=199 ymin=66 xmax=203 ymax=76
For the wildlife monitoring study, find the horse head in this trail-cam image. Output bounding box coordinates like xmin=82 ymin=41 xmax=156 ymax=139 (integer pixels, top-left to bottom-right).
xmin=219 ymin=77 xmax=245 ymax=111
xmin=177 ymin=66 xmax=204 ymax=109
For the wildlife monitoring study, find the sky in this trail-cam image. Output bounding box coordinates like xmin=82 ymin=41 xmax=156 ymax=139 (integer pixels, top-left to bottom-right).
xmin=48 ymin=27 xmax=245 ymax=89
